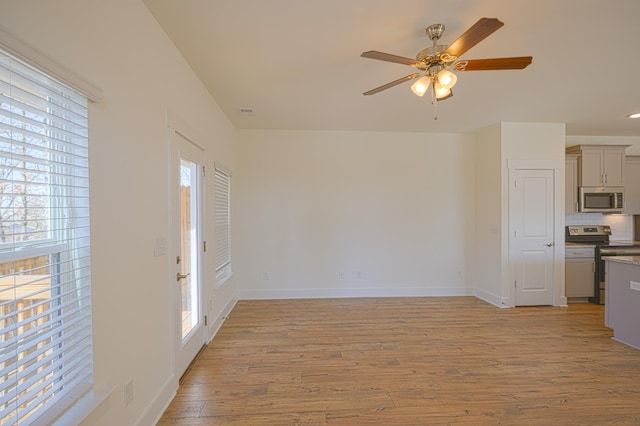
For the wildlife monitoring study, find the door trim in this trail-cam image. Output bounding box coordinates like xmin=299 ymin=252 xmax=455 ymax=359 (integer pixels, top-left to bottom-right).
xmin=506 ymin=159 xmax=566 ymax=307
xmin=167 ymin=112 xmax=208 ymax=381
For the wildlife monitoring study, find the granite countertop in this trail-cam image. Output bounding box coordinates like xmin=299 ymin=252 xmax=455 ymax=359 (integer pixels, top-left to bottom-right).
xmin=565 ymin=241 xmax=640 ymax=248
xmin=565 ymin=242 xmax=596 ymax=248
xmin=609 ymin=240 xmax=640 ymax=246
xmin=604 ymin=256 xmax=640 ymax=266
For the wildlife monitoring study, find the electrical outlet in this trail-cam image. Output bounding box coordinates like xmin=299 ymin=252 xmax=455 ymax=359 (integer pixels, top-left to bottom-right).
xmin=124 ymin=379 xmax=133 ymax=407
xmin=356 ymin=271 xmax=363 ymax=280
xmin=262 ymin=272 xmax=269 ymax=281
xmin=338 ymin=272 xmax=345 ymax=280
xmin=630 ymin=281 xmax=640 ymax=292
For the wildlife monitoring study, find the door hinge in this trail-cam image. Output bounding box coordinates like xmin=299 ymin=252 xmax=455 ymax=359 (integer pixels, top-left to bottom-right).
xmin=202 ymin=165 xmax=206 ymax=177
xmin=514 ymin=280 xmax=517 ymax=288
xmin=203 ymin=241 xmax=207 ymax=252
xmin=204 ymin=315 xmax=208 ymax=326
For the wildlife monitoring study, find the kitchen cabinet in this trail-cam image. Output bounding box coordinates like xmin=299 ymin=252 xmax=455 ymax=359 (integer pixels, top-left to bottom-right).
xmin=565 ymin=246 xmax=595 ymax=298
xmin=604 ymin=257 xmax=640 ymax=349
xmin=566 ymin=145 xmax=628 ymax=187
xmin=565 ymin=154 xmax=579 ymax=214
xmin=625 ymin=156 xmax=640 ymax=214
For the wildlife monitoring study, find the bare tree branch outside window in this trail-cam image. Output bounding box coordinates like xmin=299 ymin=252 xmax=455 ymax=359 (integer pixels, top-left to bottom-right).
xmin=0 ymin=96 xmax=51 ymax=244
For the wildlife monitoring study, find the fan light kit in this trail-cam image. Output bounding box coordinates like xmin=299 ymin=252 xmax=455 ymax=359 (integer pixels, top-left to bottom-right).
xmin=361 ymin=18 xmax=533 ymax=119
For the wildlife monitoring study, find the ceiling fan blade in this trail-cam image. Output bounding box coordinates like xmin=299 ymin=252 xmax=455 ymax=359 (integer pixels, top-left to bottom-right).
xmin=457 ymin=56 xmax=533 ymax=71
xmin=443 ymin=18 xmax=504 ymax=59
xmin=363 ymin=73 xmax=421 ymax=95
xmin=361 ymin=50 xmax=419 ymax=66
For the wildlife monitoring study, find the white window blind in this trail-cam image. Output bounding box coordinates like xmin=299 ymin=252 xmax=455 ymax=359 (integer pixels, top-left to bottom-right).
xmin=214 ymin=164 xmax=231 ymax=278
xmin=0 ymin=49 xmax=92 ymax=425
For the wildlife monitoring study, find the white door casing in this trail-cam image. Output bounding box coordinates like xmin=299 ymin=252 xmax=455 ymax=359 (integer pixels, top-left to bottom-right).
xmin=170 ymin=126 xmax=207 ymax=378
xmin=509 ymin=169 xmax=555 ymax=306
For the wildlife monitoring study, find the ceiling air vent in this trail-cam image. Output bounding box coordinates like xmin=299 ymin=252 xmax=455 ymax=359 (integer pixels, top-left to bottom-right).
xmin=239 ymin=107 xmax=255 ymax=116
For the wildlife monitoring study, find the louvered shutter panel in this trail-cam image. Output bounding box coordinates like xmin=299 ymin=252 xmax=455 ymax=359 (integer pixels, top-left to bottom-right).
xmin=214 ymin=165 xmax=231 ymax=275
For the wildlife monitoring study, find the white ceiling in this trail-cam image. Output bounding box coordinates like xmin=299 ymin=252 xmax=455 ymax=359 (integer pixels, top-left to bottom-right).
xmin=143 ymin=0 xmax=640 ymax=136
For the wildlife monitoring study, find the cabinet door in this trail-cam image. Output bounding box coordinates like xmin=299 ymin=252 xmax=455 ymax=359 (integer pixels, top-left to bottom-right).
xmin=603 ymin=149 xmax=625 ymax=186
xmin=625 ymin=156 xmax=640 ymax=214
xmin=565 ymin=259 xmax=595 ymax=297
xmin=565 ymin=156 xmax=579 ymax=214
xmin=580 ymin=149 xmax=604 ymax=186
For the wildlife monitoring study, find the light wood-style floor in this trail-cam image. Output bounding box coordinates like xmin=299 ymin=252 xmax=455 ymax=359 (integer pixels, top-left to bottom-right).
xmin=158 ymin=297 xmax=640 ymax=425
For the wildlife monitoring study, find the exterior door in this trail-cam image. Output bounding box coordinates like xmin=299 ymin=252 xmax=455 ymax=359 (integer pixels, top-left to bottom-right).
xmin=171 ymin=129 xmax=206 ymax=377
xmin=510 ymin=169 xmax=555 ymax=306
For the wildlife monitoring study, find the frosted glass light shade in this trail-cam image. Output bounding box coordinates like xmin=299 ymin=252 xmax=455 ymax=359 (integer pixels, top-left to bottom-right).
xmin=410 ymin=76 xmax=431 ymax=97
xmin=436 ymin=69 xmax=457 ymax=89
xmin=433 ymin=81 xmax=451 ymax=99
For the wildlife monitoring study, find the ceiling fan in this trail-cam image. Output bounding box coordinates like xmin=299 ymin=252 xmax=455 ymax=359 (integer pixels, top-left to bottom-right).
xmin=361 ymin=18 xmax=532 ymax=104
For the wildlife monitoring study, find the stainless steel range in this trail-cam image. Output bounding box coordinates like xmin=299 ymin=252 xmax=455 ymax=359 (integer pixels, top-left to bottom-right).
xmin=566 ymin=225 xmax=640 ymax=304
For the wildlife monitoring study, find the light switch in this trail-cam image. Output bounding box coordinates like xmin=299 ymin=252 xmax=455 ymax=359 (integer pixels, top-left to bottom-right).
xmin=154 ymin=237 xmax=167 ymax=257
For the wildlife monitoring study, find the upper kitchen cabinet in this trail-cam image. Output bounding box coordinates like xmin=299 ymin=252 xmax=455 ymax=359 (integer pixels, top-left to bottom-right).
xmin=565 ymin=154 xmax=579 ymax=214
xmin=566 ymin=145 xmax=629 ymax=187
xmin=625 ymin=155 xmax=640 ymax=215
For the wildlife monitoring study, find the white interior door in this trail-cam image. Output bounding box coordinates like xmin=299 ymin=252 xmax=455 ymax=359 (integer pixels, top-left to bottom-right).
xmin=510 ymin=169 xmax=555 ymax=306
xmin=171 ymin=129 xmax=206 ymax=377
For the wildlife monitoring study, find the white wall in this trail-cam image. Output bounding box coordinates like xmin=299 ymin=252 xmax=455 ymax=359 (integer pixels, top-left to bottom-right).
xmin=0 ymin=1 xmax=237 ymax=425
xmin=473 ymin=124 xmax=503 ymax=304
xmin=235 ymin=130 xmax=476 ymax=299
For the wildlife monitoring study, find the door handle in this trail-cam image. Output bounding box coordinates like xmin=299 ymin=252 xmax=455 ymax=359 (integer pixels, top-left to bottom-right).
xmin=176 ymin=272 xmax=190 ymax=281
xmin=546 ymin=242 xmax=554 ymax=247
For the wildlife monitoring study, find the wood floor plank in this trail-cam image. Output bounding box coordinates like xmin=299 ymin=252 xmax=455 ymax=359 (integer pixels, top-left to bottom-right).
xmin=159 ymin=297 xmax=640 ymax=424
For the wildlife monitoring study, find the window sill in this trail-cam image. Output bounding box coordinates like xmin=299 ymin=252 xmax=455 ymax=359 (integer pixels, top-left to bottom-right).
xmin=39 ymin=384 xmax=115 ymax=426
xmin=216 ymin=271 xmax=234 ymax=287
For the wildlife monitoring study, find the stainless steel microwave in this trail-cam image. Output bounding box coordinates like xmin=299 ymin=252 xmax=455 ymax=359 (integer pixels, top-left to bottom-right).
xmin=579 ymin=186 xmax=624 ymax=213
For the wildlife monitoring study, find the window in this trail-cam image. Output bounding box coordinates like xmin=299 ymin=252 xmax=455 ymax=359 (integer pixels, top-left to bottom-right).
xmin=214 ymin=164 xmax=231 ymax=281
xmin=0 ymin=49 xmax=92 ymax=424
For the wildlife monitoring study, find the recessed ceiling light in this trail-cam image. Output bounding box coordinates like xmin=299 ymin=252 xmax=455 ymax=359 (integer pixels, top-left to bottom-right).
xmin=239 ymin=107 xmax=255 ymax=116
xmin=626 ymin=112 xmax=640 ymax=119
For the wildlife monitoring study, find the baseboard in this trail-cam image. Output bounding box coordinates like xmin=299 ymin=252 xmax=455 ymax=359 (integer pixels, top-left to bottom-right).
xmin=474 ymin=288 xmax=511 ymax=308
xmin=137 ymin=374 xmax=176 ymax=426
xmin=612 ymin=336 xmax=640 ymax=351
xmin=238 ymin=286 xmax=474 ymax=300
xmin=207 ymin=295 xmax=238 ymax=343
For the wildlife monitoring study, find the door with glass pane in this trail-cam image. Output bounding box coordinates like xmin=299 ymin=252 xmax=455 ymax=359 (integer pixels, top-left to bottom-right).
xmin=171 ymin=129 xmax=206 ymax=378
